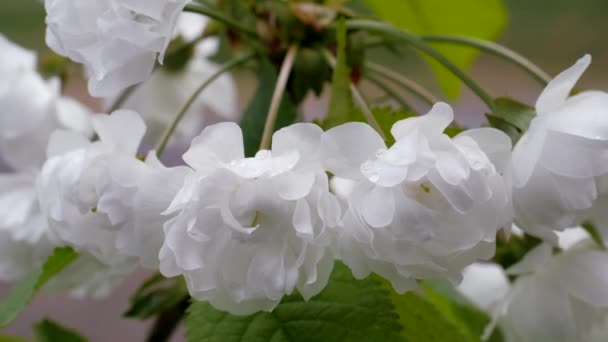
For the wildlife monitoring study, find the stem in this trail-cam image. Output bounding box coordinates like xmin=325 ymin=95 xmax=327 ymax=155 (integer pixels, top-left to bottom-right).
xmin=184 ymin=3 xmax=258 ymax=38
xmin=259 ymin=45 xmax=299 ymax=150
xmin=155 ymin=52 xmax=255 ymax=156
xmin=145 ymin=296 xmax=190 ymax=342
xmin=422 ymin=35 xmax=551 ymax=86
xmin=344 ymin=20 xmax=496 ymax=110
xmin=364 ymin=73 xmax=412 ymax=110
xmin=106 ymin=85 xmax=137 ymax=113
xmin=323 ymin=50 xmax=387 ymax=140
xmin=365 ymin=62 xmax=439 ymax=106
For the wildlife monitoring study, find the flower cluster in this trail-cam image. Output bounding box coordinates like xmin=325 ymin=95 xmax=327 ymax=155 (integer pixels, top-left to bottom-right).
xmin=2 ymin=6 xmax=608 ymax=341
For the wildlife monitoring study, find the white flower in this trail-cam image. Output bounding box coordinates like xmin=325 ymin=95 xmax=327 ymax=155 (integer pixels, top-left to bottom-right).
xmin=116 ymin=151 xmax=192 ymax=268
xmin=112 ymin=14 xmax=238 ymax=145
xmin=37 ymin=110 xmax=148 ymax=269
xmin=159 ymin=122 xmax=341 ymax=315
xmin=487 ymin=241 xmax=608 ymax=342
xmin=44 ymin=0 xmax=192 ymax=97
xmin=0 ymin=34 xmax=92 ymax=171
xmin=322 ymin=103 xmax=513 ymax=293
xmin=512 ymin=55 xmax=608 ymax=243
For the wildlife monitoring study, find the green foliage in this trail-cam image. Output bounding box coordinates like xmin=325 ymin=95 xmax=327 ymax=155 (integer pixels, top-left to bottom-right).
xmin=368 ymin=106 xmax=414 ymax=144
xmin=163 ymin=36 xmax=196 ymax=72
xmin=581 ymin=221 xmax=607 ymax=251
xmin=34 ymin=319 xmax=88 ymax=342
xmin=124 ymin=273 xmax=189 ymax=319
xmin=322 ymin=19 xmax=355 ymax=129
xmin=185 ymin=262 xmax=403 ymax=342
xmin=422 ymin=281 xmax=503 ymax=342
xmin=364 ymin=0 xmax=507 ymax=98
xmin=494 ymin=234 xmax=542 ymax=269
xmin=0 ymin=336 xmax=27 ymax=342
xmin=240 ymin=58 xmax=297 ymax=157
xmin=0 ymin=247 xmax=79 ymax=327
xmin=288 ymin=47 xmax=331 ymax=105
xmin=486 ymin=97 xmax=536 ymax=144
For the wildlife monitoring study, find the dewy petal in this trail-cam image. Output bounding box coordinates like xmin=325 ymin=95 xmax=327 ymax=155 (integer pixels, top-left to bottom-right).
xmin=92 ymin=110 xmax=146 ymax=156
xmin=456 ymin=128 xmax=512 ymax=174
xmin=391 ymin=102 xmax=453 ymax=140
xmin=183 ymin=122 xmax=244 ymax=173
xmin=272 ymin=123 xmax=323 ymax=167
xmin=536 ymin=54 xmax=591 ymax=115
xmin=321 ymin=122 xmax=386 ymax=180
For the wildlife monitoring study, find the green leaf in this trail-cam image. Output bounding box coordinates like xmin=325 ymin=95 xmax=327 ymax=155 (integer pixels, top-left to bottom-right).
xmin=124 ymin=273 xmax=189 ymax=319
xmin=0 ymin=247 xmax=79 ymax=327
xmin=492 ymin=98 xmax=535 ymax=132
xmin=322 ymin=19 xmax=356 ymax=129
xmin=185 ymin=262 xmax=402 ymax=342
xmin=422 ymin=280 xmax=503 ymax=342
xmin=34 ymin=319 xmax=87 ymax=342
xmin=240 ymin=58 xmax=297 ymax=157
xmin=581 ymin=221 xmax=606 ymax=251
xmin=364 ymin=0 xmax=507 ymax=98
xmin=487 ymin=97 xmax=536 ymax=144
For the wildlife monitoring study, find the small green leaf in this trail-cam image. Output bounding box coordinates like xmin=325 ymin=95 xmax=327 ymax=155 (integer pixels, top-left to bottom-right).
xmin=240 ymin=58 xmax=297 ymax=157
xmin=582 ymin=221 xmax=606 ymax=251
xmin=487 ymin=97 xmax=536 ymax=144
xmin=492 ymin=98 xmax=535 ymax=132
xmin=34 ymin=319 xmax=87 ymax=342
xmin=322 ymin=19 xmax=356 ymax=129
xmin=185 ymin=262 xmax=402 ymax=342
xmin=364 ymin=0 xmax=507 ymax=98
xmin=0 ymin=247 xmax=79 ymax=327
xmin=124 ymin=273 xmax=189 ymax=319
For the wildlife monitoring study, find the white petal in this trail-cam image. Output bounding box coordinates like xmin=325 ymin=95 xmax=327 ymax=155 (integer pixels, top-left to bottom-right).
xmin=536 ymin=54 xmax=591 ymax=115
xmin=457 ymin=128 xmax=512 ymax=173
xmin=391 ymin=102 xmax=453 ymax=140
xmin=361 ymin=186 xmax=395 ymax=228
xmin=183 ymin=122 xmax=244 ymax=173
xmin=92 ymin=110 xmax=146 ymax=156
xmin=46 ymin=130 xmax=90 ymax=158
xmin=272 ymin=123 xmax=323 ymax=167
xmin=321 ymin=122 xmax=385 ymax=179
xmin=507 ymin=243 xmax=552 ymax=275
xmin=560 ymin=249 xmax=608 ymax=306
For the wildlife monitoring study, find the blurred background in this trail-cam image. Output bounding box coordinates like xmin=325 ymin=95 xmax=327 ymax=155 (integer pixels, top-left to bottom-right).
xmin=0 ymin=0 xmax=606 ymax=340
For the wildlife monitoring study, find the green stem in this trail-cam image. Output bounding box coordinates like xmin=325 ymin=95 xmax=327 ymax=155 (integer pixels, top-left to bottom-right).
xmin=155 ymin=52 xmax=256 ymax=156
xmin=421 ymin=34 xmax=551 ymax=86
xmin=345 ymin=20 xmax=496 ymax=110
xmin=259 ymin=45 xmax=299 ymax=151
xmin=364 ymin=73 xmax=412 ymax=110
xmin=184 ymin=3 xmax=258 ymax=38
xmin=365 ymin=62 xmax=439 ymax=106
xmin=106 ymin=85 xmax=137 ymax=113
xmin=323 ymin=50 xmax=387 ymax=140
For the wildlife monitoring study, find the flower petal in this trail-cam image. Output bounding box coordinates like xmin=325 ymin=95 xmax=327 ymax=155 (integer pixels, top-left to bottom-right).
xmin=321 ymin=122 xmax=385 ymax=180
xmin=536 ymin=54 xmax=591 ymax=115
